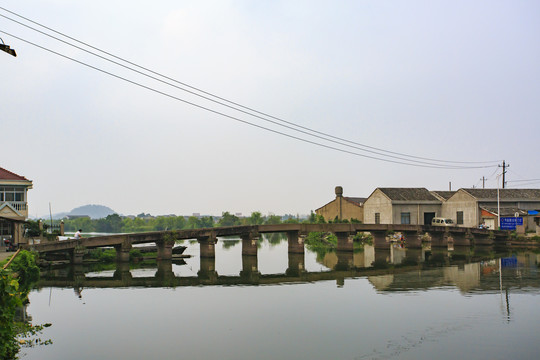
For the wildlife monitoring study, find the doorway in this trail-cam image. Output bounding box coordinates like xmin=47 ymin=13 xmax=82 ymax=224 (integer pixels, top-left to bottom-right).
xmin=424 ymin=212 xmax=436 ymax=225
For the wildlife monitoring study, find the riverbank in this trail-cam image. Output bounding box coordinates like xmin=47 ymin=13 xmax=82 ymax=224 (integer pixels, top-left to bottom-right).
xmin=0 ymin=251 xmax=15 ymax=262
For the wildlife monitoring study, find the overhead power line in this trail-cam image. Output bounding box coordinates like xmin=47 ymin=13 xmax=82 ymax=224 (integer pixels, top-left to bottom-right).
xmin=0 ymin=12 xmax=465 ymax=168
xmin=2 ymin=30 xmax=492 ymax=169
xmin=0 ymin=7 xmax=501 ymax=169
xmin=507 ymin=179 xmax=540 ymax=183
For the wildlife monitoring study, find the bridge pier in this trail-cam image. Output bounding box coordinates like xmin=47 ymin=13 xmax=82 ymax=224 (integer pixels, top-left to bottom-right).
xmin=115 ymin=236 xmax=132 ymax=262
xmin=335 ymin=251 xmax=354 ymax=271
xmin=336 ymin=232 xmax=354 ymax=252
xmin=240 ymin=254 xmax=260 ymax=283
xmin=493 ymin=231 xmax=509 ymax=245
xmin=70 ymin=242 xmax=85 ymax=265
xmin=155 ymin=260 xmax=175 ymax=284
xmin=451 ymin=231 xmax=471 ymax=247
xmin=241 ymin=232 xmax=259 ymax=256
xmin=404 ymin=248 xmax=423 ymax=265
xmin=402 ymin=231 xmax=422 ymax=249
xmin=198 ymin=257 xmax=218 ymax=283
xmin=156 ymin=240 xmax=174 ymax=260
xmin=472 ymin=233 xmax=494 ymax=246
xmin=113 ymin=262 xmax=133 ymax=283
xmin=371 ymin=231 xmax=389 ymax=249
xmin=286 ymin=252 xmax=305 ymax=277
xmin=373 ymin=248 xmax=391 ymax=267
xmin=287 ymin=231 xmax=305 ymax=254
xmin=430 ymin=231 xmax=448 ymax=248
xmin=198 ymin=234 xmax=217 ymax=258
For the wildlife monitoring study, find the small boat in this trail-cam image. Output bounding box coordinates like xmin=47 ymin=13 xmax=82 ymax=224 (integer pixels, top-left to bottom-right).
xmin=172 ymin=245 xmax=187 ymax=255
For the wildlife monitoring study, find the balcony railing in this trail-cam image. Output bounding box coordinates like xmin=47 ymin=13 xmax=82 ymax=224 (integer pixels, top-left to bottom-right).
xmin=2 ymin=201 xmax=28 ymax=211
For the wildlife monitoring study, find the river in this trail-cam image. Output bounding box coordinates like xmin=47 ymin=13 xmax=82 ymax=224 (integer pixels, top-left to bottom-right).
xmin=21 ymin=235 xmax=540 ymax=359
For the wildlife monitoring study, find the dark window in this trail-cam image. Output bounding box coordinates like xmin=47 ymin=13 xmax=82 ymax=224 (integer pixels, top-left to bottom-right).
xmin=401 ymin=212 xmax=411 ymax=224
xmin=0 ymin=220 xmax=12 ymax=236
xmin=375 ymin=213 xmax=380 ymax=224
xmin=457 ymin=211 xmax=464 ymax=225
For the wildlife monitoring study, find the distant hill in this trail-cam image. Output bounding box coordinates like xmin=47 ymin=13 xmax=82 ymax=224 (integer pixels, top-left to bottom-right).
xmin=65 ymin=204 xmax=117 ymax=219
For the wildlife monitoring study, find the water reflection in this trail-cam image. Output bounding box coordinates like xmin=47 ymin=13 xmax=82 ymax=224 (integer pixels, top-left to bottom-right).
xmin=25 ymin=237 xmax=540 ymax=360
xmin=37 ymin=240 xmax=540 ymax=299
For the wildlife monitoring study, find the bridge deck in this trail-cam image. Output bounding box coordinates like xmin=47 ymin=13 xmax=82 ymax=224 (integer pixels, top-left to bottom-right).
xmin=26 ymin=223 xmax=509 ymax=256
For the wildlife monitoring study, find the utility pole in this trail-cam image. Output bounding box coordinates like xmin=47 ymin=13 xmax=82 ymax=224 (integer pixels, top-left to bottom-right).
xmin=481 ymin=176 xmax=486 ymax=189
xmin=498 ymin=161 xmax=509 ymax=189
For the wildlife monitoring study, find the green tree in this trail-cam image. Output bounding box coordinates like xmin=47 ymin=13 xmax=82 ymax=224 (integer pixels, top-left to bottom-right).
xmin=218 ymin=212 xmax=241 ymax=227
xmin=264 ymin=215 xmax=282 ymax=225
xmin=185 ymin=216 xmax=201 ymax=229
xmin=246 ymin=212 xmax=264 ymax=225
xmin=96 ymin=214 xmax=123 ymax=233
xmin=199 ymin=216 xmax=214 ymax=228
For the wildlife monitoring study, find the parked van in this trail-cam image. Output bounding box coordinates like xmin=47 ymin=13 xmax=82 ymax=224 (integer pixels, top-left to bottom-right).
xmin=431 ymin=217 xmax=454 ymax=226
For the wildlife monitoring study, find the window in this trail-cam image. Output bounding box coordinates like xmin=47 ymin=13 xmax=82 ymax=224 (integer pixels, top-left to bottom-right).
xmin=0 ymin=186 xmax=25 ymax=203
xmin=0 ymin=220 xmax=12 ymax=236
xmin=375 ymin=213 xmax=380 ymax=224
xmin=457 ymin=211 xmax=464 ymax=225
xmin=401 ymin=212 xmax=411 ymax=224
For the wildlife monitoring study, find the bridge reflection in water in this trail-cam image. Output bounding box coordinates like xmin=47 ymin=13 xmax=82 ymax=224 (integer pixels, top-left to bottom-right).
xmin=36 ymin=239 xmax=540 ymax=298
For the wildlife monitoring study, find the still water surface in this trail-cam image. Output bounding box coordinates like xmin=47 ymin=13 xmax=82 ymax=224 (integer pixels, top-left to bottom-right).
xmin=23 ymin=236 xmax=540 ymax=359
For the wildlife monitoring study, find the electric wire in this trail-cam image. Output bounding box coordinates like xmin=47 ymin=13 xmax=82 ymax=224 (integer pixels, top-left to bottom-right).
xmin=0 ymin=12 xmax=467 ymax=168
xmin=1 ymin=30 xmax=499 ymax=170
xmin=507 ymin=179 xmax=540 ymax=183
xmin=0 ymin=6 xmax=503 ymax=167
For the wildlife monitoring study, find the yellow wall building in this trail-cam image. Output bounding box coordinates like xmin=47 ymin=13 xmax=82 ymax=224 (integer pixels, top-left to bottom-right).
xmin=315 ymin=186 xmax=365 ymax=222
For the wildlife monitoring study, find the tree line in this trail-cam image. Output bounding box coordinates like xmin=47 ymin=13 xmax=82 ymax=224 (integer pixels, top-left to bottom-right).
xmin=58 ymin=211 xmax=360 ymax=234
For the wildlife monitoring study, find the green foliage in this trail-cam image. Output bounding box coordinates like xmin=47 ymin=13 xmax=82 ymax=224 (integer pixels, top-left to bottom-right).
xmin=264 ymin=215 xmax=282 ymax=225
xmin=283 ymin=217 xmax=299 ymax=224
xmin=9 ymin=252 xmax=40 ymax=293
xmin=129 ymin=249 xmax=143 ymax=261
xmin=245 ymin=212 xmax=264 ymax=225
xmin=96 ymin=214 xmax=123 ymax=233
xmin=88 ymin=249 xmax=116 ymax=263
xmin=305 ymin=232 xmax=336 ymax=249
xmin=0 ymin=251 xmax=50 ymax=359
xmin=218 ymin=212 xmax=242 ymax=227
xmin=222 ymin=240 xmax=240 ymax=249
xmin=24 ymin=220 xmax=42 ymax=237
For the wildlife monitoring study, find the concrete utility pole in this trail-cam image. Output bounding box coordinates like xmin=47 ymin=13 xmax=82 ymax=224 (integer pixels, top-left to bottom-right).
xmin=481 ymin=176 xmax=486 ymax=189
xmin=499 ymin=161 xmax=509 ymax=189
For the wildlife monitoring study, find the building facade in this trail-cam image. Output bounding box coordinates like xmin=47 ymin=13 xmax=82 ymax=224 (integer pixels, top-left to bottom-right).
xmin=315 ymin=186 xmax=365 ymax=222
xmin=0 ymin=167 xmax=33 ymax=245
xmin=363 ymin=188 xmax=442 ymax=225
xmin=441 ymin=188 xmax=540 ymax=230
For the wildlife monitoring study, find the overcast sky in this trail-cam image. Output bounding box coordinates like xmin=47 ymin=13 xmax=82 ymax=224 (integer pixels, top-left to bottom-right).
xmin=1 ymin=0 xmax=539 ymax=217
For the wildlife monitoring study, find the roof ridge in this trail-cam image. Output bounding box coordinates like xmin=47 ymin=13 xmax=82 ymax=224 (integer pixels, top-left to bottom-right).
xmin=0 ymin=166 xmax=29 ymax=181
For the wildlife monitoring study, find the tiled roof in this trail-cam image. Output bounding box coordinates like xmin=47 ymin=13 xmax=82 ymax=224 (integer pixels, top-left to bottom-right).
xmin=462 ymin=188 xmax=540 ymax=201
xmin=431 ymin=191 xmax=456 ymax=201
xmin=480 ymin=207 xmax=529 ymax=217
xmin=378 ymin=188 xmax=440 ymax=201
xmin=344 ymin=197 xmax=366 ymax=206
xmin=0 ymin=167 xmax=29 ymax=181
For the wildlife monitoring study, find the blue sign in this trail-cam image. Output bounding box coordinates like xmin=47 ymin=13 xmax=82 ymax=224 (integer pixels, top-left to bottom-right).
xmin=501 ymin=257 xmax=518 ymax=268
xmin=500 ymin=217 xmax=523 ymax=230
